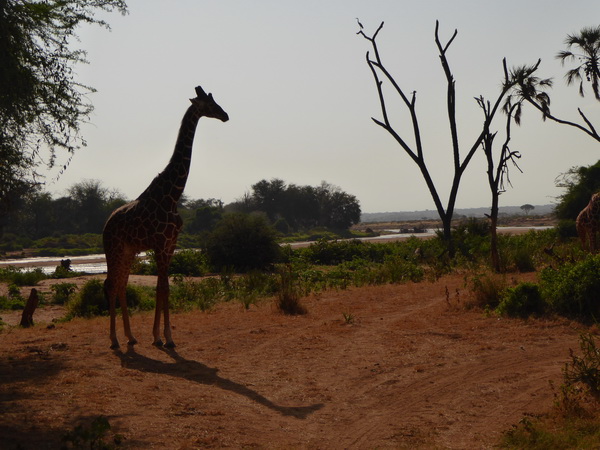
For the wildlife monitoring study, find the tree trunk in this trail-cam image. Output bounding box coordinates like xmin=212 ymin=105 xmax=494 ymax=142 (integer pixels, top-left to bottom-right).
xmin=490 ymin=195 xmax=500 ymax=272
xmin=20 ymin=288 xmax=39 ymax=327
xmin=441 ymin=215 xmax=455 ymax=258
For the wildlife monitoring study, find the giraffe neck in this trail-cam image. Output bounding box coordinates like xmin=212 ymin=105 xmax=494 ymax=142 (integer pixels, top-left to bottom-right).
xmin=140 ymin=104 xmax=202 ymax=205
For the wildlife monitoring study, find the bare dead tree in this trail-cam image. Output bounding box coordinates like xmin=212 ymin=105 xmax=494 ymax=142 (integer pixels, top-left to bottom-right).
xmin=357 ymin=20 xmax=543 ymax=255
xmin=478 ymin=97 xmax=523 ymax=272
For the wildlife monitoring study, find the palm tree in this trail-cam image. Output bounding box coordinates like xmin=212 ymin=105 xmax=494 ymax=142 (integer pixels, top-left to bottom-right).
xmin=507 ymin=57 xmax=600 ymax=143
xmin=503 ymin=64 xmax=553 ymax=124
xmin=556 ymin=25 xmax=600 ymax=101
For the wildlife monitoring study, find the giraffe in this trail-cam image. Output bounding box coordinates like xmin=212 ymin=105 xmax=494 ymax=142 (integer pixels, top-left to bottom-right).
xmin=103 ymin=86 xmax=228 ymax=349
xmin=576 ymin=192 xmax=600 ymax=253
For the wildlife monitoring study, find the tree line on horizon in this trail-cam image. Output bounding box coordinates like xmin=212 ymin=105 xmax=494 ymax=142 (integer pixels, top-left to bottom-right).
xmin=0 ymin=178 xmax=361 ymax=247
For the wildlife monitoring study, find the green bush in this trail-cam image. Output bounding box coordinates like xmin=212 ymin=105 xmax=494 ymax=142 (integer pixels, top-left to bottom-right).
xmin=67 ymin=279 xmax=107 ymax=317
xmin=169 ymin=249 xmax=208 ymax=276
xmin=509 ymin=246 xmax=536 ymax=273
xmin=0 ymin=266 xmax=46 ymax=286
xmin=540 ymin=254 xmax=600 ymax=318
xmin=49 ymin=260 xmax=83 ymax=279
xmin=456 ymin=218 xmax=490 ymax=237
xmin=67 ymin=279 xmax=152 ymax=318
xmin=62 ymin=415 xmax=122 ymax=449
xmin=382 ymin=255 xmax=424 ymax=283
xmin=468 ymin=273 xmax=507 ymax=309
xmin=557 ymin=219 xmax=578 ymax=238
xmin=496 ymin=282 xmax=544 ymax=317
xmin=170 ymin=276 xmax=218 ymax=312
xmin=298 ymin=238 xmax=390 ymax=265
xmin=275 ymin=265 xmax=306 ymax=315
xmin=0 ymin=294 xmax=25 ymax=310
xmin=124 ymin=284 xmax=155 ymax=310
xmin=563 ymin=333 xmax=600 ymax=399
xmin=130 ymin=253 xmax=155 ymax=275
xmin=51 ymin=283 xmax=77 ymax=304
xmin=133 ymin=249 xmax=210 ymax=276
xmin=204 ymin=213 xmax=281 ymax=272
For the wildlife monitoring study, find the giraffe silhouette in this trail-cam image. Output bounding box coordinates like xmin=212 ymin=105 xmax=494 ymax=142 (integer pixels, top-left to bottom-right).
xmin=576 ymin=192 xmax=600 ymax=253
xmin=103 ymin=86 xmax=228 ymax=349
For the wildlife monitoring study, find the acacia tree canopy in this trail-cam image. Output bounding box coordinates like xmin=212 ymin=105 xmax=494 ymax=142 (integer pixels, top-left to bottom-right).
xmin=0 ymin=0 xmax=128 ymax=209
xmin=236 ymin=178 xmax=361 ymax=231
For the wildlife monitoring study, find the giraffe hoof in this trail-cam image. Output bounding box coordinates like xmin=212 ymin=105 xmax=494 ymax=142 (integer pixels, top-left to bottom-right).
xmin=152 ymin=339 xmax=164 ymax=347
xmin=127 ymin=339 xmax=138 ymax=346
xmin=110 ymin=342 xmax=120 ymax=350
xmin=165 ymin=341 xmax=176 ymax=349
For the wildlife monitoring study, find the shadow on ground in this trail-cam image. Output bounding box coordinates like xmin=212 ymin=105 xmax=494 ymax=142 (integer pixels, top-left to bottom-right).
xmin=114 ymin=346 xmax=324 ymax=419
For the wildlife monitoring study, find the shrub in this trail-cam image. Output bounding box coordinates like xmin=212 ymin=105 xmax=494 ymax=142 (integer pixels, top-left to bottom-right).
xmin=467 ymin=273 xmax=507 ymax=309
xmin=457 ymin=217 xmax=490 ymax=237
xmin=62 ymin=416 xmax=122 ymax=449
xmin=275 ymin=265 xmax=306 ymax=315
xmin=274 ymin=217 xmax=290 ymax=234
xmin=67 ymin=279 xmax=107 ymax=317
xmin=0 ymin=266 xmax=46 ymax=286
xmin=500 ymin=333 xmax=600 ymax=448
xmin=540 ymin=254 xmax=600 ymax=318
xmin=557 ymin=219 xmax=578 ymax=238
xmin=49 ymin=259 xmax=83 ymax=279
xmin=204 ymin=213 xmax=281 ymax=272
xmin=51 ymin=265 xmax=72 ymax=279
xmin=51 ymin=283 xmax=77 ymax=304
xmin=169 ymin=249 xmax=208 ymax=276
xmin=496 ymin=282 xmax=544 ymax=317
xmin=382 ymin=256 xmax=424 ymax=283
xmin=67 ymin=279 xmax=151 ymax=318
xmin=298 ymin=238 xmax=392 ymax=266
xmin=451 ymin=227 xmax=490 ymax=265
xmin=125 ymin=284 xmax=155 ymax=311
xmin=563 ymin=333 xmax=600 ymax=399
xmin=130 ymin=252 xmax=155 ymax=275
xmin=131 ymin=250 xmax=208 ymax=276
xmin=512 ymin=247 xmax=536 ymax=273
xmin=170 ymin=276 xmax=218 ymax=312
xmin=0 ymin=294 xmax=25 ymax=310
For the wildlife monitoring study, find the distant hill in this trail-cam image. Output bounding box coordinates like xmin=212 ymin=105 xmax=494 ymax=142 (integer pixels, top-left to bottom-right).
xmin=360 ymin=204 xmax=555 ymax=223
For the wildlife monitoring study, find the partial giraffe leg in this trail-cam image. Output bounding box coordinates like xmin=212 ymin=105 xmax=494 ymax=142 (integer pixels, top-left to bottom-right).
xmin=152 ymin=247 xmax=175 ymax=348
xmin=105 ymin=253 xmax=137 ymax=349
xmin=116 ymin=269 xmax=137 ymax=346
xmin=105 ymin=277 xmax=121 ymax=349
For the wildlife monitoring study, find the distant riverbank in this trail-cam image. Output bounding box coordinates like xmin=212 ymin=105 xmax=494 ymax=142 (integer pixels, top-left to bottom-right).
xmin=0 ymin=226 xmax=553 ymax=275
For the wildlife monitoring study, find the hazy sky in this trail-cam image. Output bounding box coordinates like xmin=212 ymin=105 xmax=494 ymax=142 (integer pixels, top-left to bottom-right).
xmin=46 ymin=0 xmax=600 ymax=213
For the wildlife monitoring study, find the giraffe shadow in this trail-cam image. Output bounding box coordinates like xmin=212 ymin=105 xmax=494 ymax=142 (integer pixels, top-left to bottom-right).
xmin=113 ymin=347 xmax=323 ymax=419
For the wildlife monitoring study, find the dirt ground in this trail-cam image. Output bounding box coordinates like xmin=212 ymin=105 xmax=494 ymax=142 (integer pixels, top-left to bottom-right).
xmin=0 ymin=271 xmax=583 ymax=449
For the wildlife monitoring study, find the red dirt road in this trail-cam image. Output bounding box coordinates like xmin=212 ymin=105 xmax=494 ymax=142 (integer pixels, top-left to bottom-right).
xmin=0 ymin=273 xmax=582 ymax=449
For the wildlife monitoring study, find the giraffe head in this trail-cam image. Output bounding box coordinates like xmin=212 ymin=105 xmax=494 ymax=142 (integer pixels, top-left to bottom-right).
xmin=190 ymin=86 xmax=229 ymax=122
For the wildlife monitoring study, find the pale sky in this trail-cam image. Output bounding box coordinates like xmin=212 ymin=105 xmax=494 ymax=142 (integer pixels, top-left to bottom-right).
xmin=46 ymin=0 xmax=600 ymax=213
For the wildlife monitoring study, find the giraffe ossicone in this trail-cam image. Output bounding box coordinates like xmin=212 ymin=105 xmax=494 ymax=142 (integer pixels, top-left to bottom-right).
xmin=576 ymin=192 xmax=600 ymax=254
xmin=102 ymin=86 xmax=228 ymax=349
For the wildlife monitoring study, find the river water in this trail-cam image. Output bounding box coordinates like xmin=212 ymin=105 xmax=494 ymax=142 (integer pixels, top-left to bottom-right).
xmin=0 ymin=226 xmax=552 ymax=275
